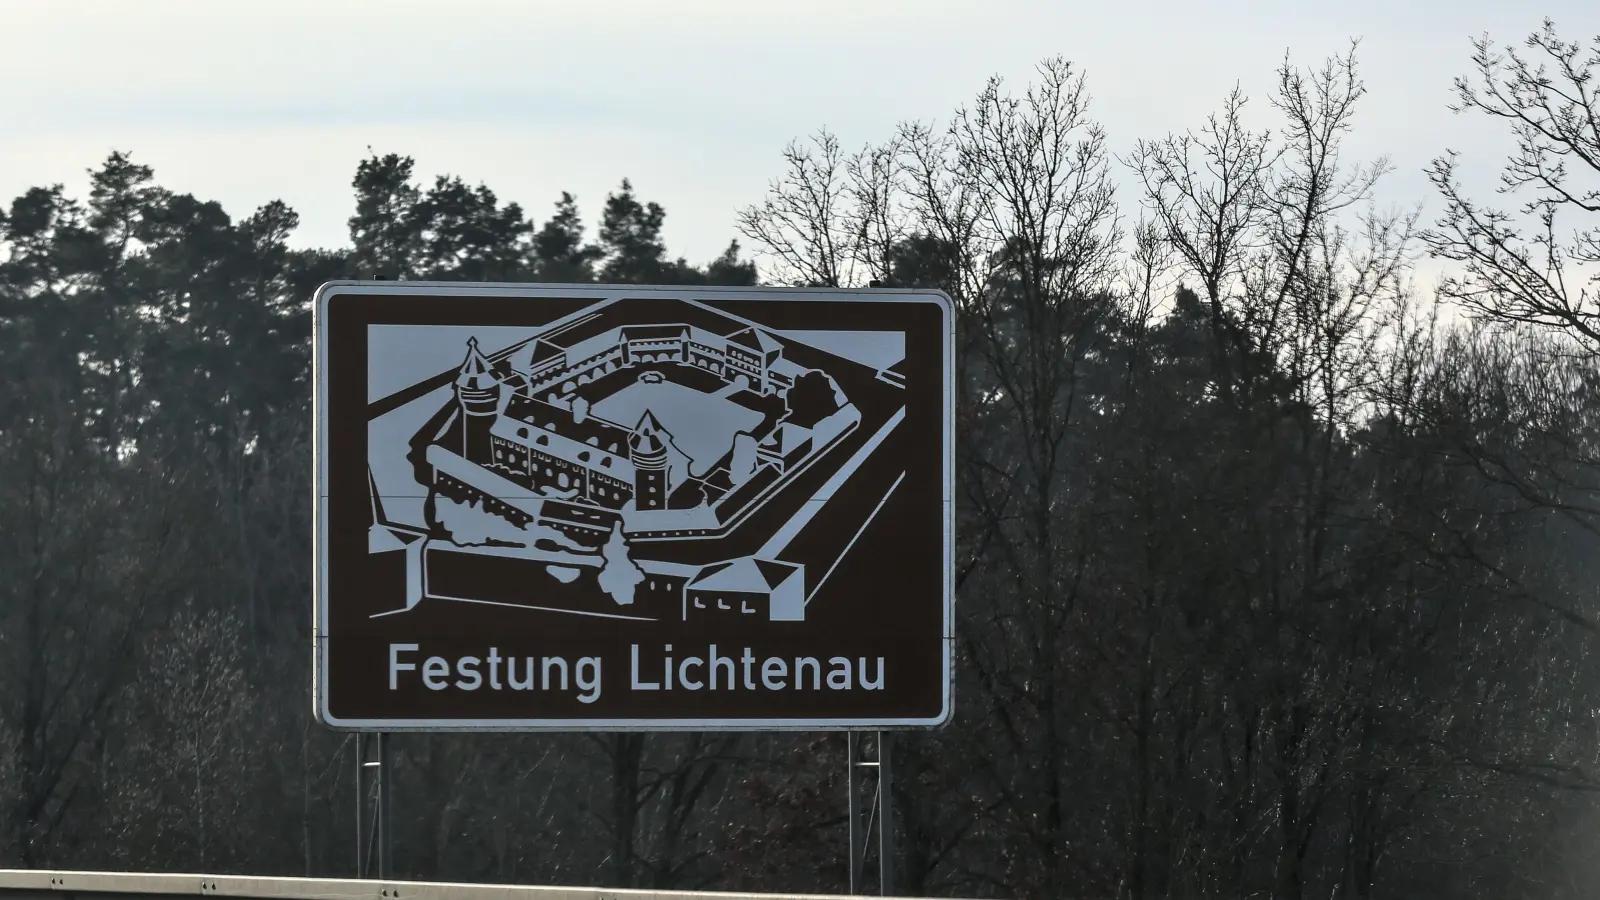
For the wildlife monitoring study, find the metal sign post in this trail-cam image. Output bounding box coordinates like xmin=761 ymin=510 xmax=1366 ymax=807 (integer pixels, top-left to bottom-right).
xmin=353 ymin=732 xmax=392 ymax=879
xmin=847 ymin=731 xmax=894 ymax=896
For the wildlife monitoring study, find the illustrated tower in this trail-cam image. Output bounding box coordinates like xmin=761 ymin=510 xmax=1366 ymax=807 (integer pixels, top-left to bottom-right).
xmin=455 ymin=337 xmax=502 ymax=463
xmin=628 ymin=411 xmax=670 ymax=510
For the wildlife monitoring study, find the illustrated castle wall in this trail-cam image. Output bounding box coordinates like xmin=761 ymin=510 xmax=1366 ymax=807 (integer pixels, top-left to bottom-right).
xmin=457 ymin=346 xmax=679 ymax=513
xmin=450 ymin=320 xmax=805 ymax=517
xmin=520 ymin=322 xmax=797 ymax=401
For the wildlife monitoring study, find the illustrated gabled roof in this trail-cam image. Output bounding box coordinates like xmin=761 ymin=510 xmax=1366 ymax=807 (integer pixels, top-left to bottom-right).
xmin=536 ymin=314 xmax=619 ymax=350
xmin=621 ymin=324 xmax=690 ymax=341
xmin=727 ymin=326 xmax=782 ymax=357
xmin=528 ymin=339 xmax=565 ymax=364
xmin=601 ymin=297 xmax=757 ymax=338
xmin=770 ymin=358 xmax=806 ymax=379
xmin=758 ymin=421 xmax=812 ymax=453
xmin=688 ymin=556 xmax=801 ymax=592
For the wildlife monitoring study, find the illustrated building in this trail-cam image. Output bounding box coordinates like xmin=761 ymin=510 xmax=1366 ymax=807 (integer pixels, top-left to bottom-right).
xmin=487 ymin=395 xmax=635 ymax=507
xmin=430 ymin=309 xmax=861 ymax=558
xmin=686 ymin=557 xmax=805 ymax=621
xmin=376 ymin=297 xmax=904 ymax=628
xmin=510 ymin=318 xmax=801 ymax=399
xmin=724 ymin=326 xmax=785 ymax=394
xmin=756 ymin=421 xmax=813 ymax=473
xmin=538 ymin=498 xmax=619 ymax=541
xmin=449 ymin=319 xmax=806 ymax=523
xmin=621 ymin=325 xmax=691 ymax=366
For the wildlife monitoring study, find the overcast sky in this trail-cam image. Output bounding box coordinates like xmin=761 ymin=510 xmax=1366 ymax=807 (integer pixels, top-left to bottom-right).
xmin=3 ymin=0 xmax=1594 ymax=281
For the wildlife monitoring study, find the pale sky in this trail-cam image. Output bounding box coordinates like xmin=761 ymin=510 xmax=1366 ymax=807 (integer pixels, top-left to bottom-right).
xmin=3 ymin=0 xmax=1594 ymax=281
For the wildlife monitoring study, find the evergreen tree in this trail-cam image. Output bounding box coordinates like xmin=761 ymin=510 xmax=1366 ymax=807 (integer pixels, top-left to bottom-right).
xmin=598 ymin=178 xmax=668 ymax=284
xmin=531 ymin=192 xmax=602 ymax=282
xmin=348 ymin=152 xmax=422 ymax=278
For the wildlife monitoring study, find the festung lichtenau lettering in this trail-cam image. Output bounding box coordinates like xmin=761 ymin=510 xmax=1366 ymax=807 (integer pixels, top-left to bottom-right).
xmin=387 ymin=643 xmax=886 ymax=705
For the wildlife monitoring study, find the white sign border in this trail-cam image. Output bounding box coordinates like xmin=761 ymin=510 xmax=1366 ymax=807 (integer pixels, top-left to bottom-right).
xmin=312 ymin=280 xmax=955 ymax=732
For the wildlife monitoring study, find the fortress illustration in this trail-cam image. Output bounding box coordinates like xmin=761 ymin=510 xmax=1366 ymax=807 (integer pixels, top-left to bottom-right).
xmin=373 ymin=300 xmax=897 ymax=625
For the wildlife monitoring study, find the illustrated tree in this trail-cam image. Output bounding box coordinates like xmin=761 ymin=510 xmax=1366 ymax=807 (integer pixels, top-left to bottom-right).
xmin=783 ymin=370 xmax=843 ymax=428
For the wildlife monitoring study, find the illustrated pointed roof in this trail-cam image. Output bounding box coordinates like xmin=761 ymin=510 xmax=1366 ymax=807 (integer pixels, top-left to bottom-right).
xmin=629 ymin=410 xmax=667 ymax=454
xmin=455 ymin=337 xmax=498 ymax=391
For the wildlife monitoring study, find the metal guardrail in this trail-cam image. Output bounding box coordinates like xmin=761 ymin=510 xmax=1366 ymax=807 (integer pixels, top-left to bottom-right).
xmin=0 ymin=872 xmax=900 ymax=900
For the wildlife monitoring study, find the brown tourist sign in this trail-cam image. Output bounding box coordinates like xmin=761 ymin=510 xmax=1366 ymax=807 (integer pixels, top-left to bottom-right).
xmin=313 ymin=282 xmax=954 ymax=730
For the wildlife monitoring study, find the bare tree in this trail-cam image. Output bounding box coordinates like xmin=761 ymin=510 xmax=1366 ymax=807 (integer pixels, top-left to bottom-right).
xmin=913 ymin=56 xmax=1126 ymax=900
xmin=1424 ymin=19 xmax=1600 ymax=354
xmin=1420 ymin=21 xmax=1600 ymax=649
xmin=0 ymin=399 xmax=192 ymax=866
xmin=1129 ymin=43 xmax=1401 ymax=408
xmin=99 ymin=602 xmax=256 ymax=869
xmin=1122 ymin=44 xmax=1430 ymax=898
xmin=736 ymin=132 xmax=859 ymax=287
xmin=580 ymin=732 xmax=744 ymax=889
